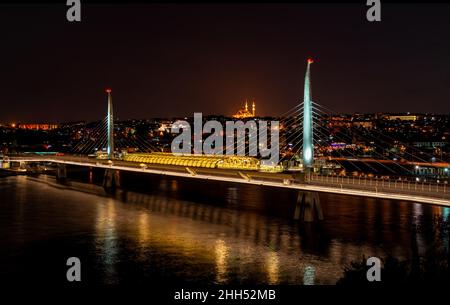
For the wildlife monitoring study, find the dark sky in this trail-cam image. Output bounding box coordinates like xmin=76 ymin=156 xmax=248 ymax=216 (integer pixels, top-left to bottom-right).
xmin=1 ymin=3 xmax=450 ymax=123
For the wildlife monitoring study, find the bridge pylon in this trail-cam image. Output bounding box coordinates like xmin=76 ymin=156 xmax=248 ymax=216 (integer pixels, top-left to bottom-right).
xmin=302 ymin=58 xmax=314 ymax=169
xmin=106 ymin=88 xmax=114 ymax=159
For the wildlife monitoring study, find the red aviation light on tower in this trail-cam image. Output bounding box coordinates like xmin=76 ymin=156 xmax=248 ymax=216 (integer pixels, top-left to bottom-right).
xmin=105 ymin=88 xmax=112 ymax=93
xmin=307 ymin=58 xmax=314 ymax=64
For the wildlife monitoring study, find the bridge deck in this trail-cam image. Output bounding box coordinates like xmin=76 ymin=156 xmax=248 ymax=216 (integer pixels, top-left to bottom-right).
xmin=3 ymin=155 xmax=450 ymax=206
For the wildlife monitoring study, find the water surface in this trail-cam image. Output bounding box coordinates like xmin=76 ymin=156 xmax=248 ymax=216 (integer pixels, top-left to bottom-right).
xmin=0 ymin=172 xmax=448 ymax=285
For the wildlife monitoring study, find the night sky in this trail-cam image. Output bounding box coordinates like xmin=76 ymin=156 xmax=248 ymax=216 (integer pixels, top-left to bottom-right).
xmin=1 ymin=3 xmax=450 ymax=123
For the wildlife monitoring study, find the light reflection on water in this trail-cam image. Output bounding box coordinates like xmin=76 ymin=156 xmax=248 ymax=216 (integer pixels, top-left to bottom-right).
xmin=0 ymin=175 xmax=449 ymax=284
xmin=214 ymin=239 xmax=229 ymax=284
xmin=95 ymin=198 xmax=118 ymax=283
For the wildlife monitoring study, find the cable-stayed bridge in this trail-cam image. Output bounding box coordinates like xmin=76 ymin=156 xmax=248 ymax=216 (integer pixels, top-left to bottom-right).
xmin=2 ymin=59 xmax=450 ymax=218
xmin=5 ymin=154 xmax=450 ymax=206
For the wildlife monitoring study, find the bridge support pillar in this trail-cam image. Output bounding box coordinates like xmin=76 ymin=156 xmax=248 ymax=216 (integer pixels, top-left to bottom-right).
xmin=294 ymin=191 xmax=323 ymax=222
xmin=56 ymin=164 xmax=67 ymax=182
xmin=19 ymin=161 xmax=27 ymax=171
xmin=103 ymin=169 xmax=121 ymax=191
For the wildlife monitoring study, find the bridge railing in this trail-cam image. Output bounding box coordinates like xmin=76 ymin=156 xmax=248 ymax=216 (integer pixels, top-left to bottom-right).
xmin=306 ymin=173 xmax=450 ymax=200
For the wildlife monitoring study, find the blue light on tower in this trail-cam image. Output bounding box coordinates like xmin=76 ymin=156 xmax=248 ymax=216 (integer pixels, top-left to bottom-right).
xmin=106 ymin=88 xmax=114 ymax=159
xmin=302 ymin=58 xmax=314 ymax=168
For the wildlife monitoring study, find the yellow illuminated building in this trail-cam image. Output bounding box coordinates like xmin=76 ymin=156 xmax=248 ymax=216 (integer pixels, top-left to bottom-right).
xmin=388 ymin=115 xmax=417 ymax=121
xmin=123 ymin=152 xmax=260 ymax=170
xmin=18 ymin=123 xmax=59 ymax=130
xmin=233 ymin=100 xmax=255 ymax=119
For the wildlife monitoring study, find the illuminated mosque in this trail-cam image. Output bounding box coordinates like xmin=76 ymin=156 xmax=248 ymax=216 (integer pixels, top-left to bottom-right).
xmin=232 ymin=99 xmax=256 ymax=119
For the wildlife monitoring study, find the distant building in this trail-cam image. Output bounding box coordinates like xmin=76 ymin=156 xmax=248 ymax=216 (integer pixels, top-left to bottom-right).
xmin=352 ymin=121 xmax=373 ymax=129
xmin=413 ymin=141 xmax=447 ymax=148
xmin=233 ymin=100 xmax=255 ymax=119
xmin=18 ymin=123 xmax=59 ymax=131
xmin=388 ymin=115 xmax=418 ymax=121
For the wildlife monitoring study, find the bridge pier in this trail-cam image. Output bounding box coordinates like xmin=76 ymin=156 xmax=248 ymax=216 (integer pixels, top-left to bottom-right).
xmin=56 ymin=164 xmax=67 ymax=182
xmin=19 ymin=161 xmax=27 ymax=171
xmin=294 ymin=191 xmax=323 ymax=222
xmin=103 ymin=169 xmax=121 ymax=191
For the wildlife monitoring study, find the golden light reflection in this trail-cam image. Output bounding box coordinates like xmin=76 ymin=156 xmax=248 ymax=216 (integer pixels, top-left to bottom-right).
xmin=171 ymin=180 xmax=178 ymax=192
xmin=266 ymin=251 xmax=280 ymax=284
xmin=431 ymin=205 xmax=444 ymax=218
xmin=95 ymin=198 xmax=118 ymax=270
xmin=138 ymin=212 xmax=150 ymax=245
xmin=215 ymin=239 xmax=229 ymax=284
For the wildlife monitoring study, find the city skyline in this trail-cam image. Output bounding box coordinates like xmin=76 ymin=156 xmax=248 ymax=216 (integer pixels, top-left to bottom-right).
xmin=2 ymin=110 xmax=448 ymax=125
xmin=1 ymin=4 xmax=450 ymax=123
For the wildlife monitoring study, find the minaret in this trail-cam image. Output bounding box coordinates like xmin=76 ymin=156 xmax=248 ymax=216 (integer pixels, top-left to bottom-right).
xmin=252 ymin=100 xmax=255 ymax=116
xmin=245 ymin=100 xmax=248 ymax=112
xmin=106 ymin=88 xmax=114 ymax=159
xmin=303 ymin=58 xmax=314 ymax=168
